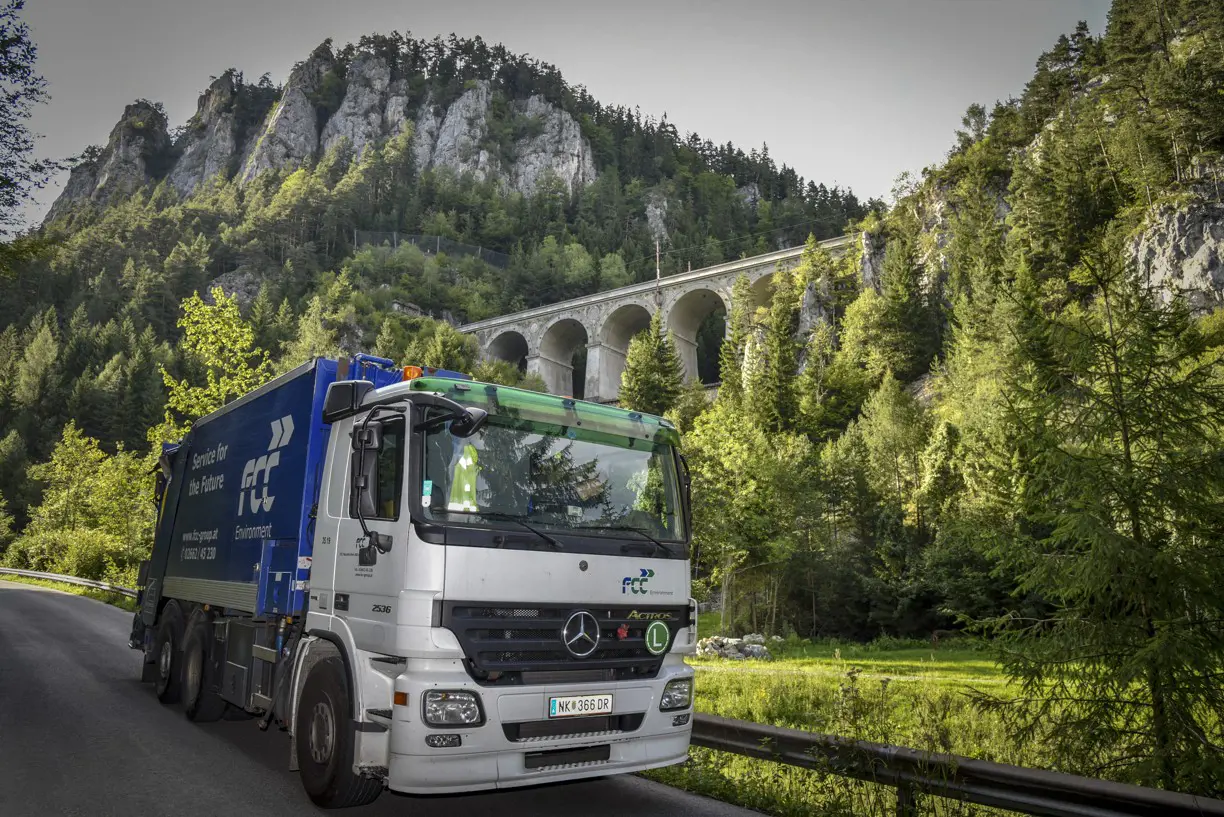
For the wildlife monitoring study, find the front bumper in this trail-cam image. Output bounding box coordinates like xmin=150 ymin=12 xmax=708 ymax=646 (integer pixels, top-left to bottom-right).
xmin=385 ymin=658 xmax=694 ymax=793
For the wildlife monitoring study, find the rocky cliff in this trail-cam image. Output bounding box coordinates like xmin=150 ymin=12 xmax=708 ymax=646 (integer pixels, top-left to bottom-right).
xmin=409 ymin=80 xmax=596 ymax=195
xmin=1132 ymin=199 xmax=1224 ymax=313
xmin=168 ymin=74 xmax=239 ymax=196
xmin=45 ymin=101 xmax=172 ymax=222
xmin=240 ymin=45 xmax=335 ymax=183
xmin=45 ymin=42 xmax=599 ymax=223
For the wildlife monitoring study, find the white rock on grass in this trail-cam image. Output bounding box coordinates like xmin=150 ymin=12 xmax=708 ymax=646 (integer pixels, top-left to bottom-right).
xmin=695 ymin=634 xmax=772 ymax=661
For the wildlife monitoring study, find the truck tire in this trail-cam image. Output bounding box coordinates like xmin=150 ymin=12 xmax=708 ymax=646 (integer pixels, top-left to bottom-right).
xmin=154 ymin=601 xmax=185 ymax=704
xmin=182 ymin=616 xmax=228 ymax=722
xmin=295 ymin=657 xmax=382 ymax=808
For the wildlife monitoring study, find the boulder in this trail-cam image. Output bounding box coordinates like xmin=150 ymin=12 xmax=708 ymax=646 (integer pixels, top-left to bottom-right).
xmin=695 ymin=634 xmax=772 ymax=660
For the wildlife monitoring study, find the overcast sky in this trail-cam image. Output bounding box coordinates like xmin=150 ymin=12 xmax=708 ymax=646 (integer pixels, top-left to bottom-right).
xmin=22 ymin=0 xmax=1111 ymax=226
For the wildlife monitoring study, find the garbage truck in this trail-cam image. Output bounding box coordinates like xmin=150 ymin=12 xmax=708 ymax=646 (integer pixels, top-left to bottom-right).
xmin=129 ymin=353 xmax=696 ymax=807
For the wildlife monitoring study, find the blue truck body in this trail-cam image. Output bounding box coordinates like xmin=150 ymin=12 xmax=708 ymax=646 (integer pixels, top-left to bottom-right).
xmin=144 ymin=355 xmax=464 ymax=620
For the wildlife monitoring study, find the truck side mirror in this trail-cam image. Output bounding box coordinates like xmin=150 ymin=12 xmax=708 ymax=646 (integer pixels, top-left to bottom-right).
xmin=323 ymin=380 xmax=375 ymax=424
xmin=449 ymin=407 xmax=489 ymax=438
xmin=352 ymin=422 xmax=383 ymax=451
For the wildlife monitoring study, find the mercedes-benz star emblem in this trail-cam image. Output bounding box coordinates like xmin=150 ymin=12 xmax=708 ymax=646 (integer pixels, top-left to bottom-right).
xmin=562 ymin=611 xmax=600 ymax=658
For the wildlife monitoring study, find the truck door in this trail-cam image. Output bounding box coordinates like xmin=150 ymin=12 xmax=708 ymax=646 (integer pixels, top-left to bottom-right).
xmin=331 ymin=412 xmax=407 ymax=652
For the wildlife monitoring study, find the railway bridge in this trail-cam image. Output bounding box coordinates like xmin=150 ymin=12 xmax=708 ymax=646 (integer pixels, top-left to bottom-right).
xmin=460 ymin=235 xmax=852 ymax=402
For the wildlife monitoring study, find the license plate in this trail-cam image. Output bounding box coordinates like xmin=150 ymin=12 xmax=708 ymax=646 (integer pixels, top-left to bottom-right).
xmin=548 ymin=694 xmax=613 ymax=718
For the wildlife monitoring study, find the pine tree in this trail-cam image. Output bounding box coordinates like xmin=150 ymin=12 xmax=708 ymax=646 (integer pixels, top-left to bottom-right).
xmin=717 ymin=274 xmax=753 ymax=403
xmin=756 ymin=261 xmax=800 ymax=431
xmin=374 ymin=318 xmax=401 ymax=361
xmin=619 ymin=311 xmax=682 ymax=416
xmin=980 ymin=243 xmax=1224 ymax=790
xmin=878 ymin=233 xmax=936 ymax=381
xmin=796 ymin=319 xmax=836 ymax=438
xmin=665 ymin=377 xmax=711 ymax=435
xmin=404 ymin=321 xmax=478 ymax=372
xmin=0 ymin=490 xmax=13 ymax=550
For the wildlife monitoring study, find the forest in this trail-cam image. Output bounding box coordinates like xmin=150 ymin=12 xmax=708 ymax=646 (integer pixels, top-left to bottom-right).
xmin=2 ymin=0 xmax=1224 ymax=794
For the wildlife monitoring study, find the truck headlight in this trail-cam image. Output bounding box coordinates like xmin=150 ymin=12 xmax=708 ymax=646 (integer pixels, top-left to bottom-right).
xmin=659 ymin=677 xmax=693 ymax=712
xmin=423 ymin=690 xmax=484 ymax=726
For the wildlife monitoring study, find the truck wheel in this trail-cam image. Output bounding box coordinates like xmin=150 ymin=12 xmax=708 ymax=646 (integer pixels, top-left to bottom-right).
xmin=182 ymin=616 xmax=228 ymax=722
xmin=295 ymin=657 xmax=382 ymax=808
xmin=154 ymin=602 xmax=185 ymax=704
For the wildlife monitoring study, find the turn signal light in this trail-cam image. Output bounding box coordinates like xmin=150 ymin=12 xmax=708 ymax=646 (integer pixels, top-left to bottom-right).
xmin=394 ymin=691 xmax=408 ymax=707
xmin=403 ymin=366 xmax=424 ymax=380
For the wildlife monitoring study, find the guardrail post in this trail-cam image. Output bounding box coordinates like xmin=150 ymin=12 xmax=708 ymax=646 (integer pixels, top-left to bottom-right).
xmin=895 ymin=783 xmax=918 ymax=817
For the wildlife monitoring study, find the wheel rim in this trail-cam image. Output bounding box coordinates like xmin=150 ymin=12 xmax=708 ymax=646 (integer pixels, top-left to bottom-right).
xmin=309 ymin=701 xmax=335 ymax=765
xmin=158 ymin=639 xmax=173 ymax=681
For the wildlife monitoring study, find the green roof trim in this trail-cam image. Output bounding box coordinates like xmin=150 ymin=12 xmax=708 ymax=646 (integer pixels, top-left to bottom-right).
xmin=407 ymin=377 xmax=681 ymax=446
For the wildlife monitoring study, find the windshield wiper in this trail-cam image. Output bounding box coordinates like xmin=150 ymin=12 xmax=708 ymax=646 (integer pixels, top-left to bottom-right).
xmin=578 ymin=524 xmax=679 ymax=558
xmin=476 ymin=512 xmax=564 ymax=551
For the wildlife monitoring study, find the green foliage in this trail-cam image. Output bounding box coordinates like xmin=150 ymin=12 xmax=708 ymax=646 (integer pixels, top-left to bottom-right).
xmin=0 ymin=0 xmax=61 ymax=240
xmin=618 ymin=311 xmax=683 ymax=416
xmin=155 ymin=287 xmax=270 ymax=443
xmin=665 ymin=378 xmax=711 ymax=436
xmin=749 ymin=262 xmax=800 ymax=431
xmin=0 ymin=490 xmax=12 ymax=550
xmin=717 ymin=274 xmax=754 ymax=403
xmin=975 ymin=242 xmax=1224 ymax=790
xmin=470 ymin=358 xmax=546 ymax=391
xmin=403 ymin=320 xmax=479 ymax=373
xmin=3 ymin=421 xmax=153 ymax=580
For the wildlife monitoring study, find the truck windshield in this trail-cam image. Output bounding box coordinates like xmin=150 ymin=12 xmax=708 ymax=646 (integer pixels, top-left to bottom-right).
xmin=419 ymin=415 xmax=686 ymax=547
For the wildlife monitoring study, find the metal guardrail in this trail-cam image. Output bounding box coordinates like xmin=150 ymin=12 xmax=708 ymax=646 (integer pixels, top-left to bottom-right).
xmin=0 ymin=567 xmax=138 ymax=599
xmin=5 ymin=567 xmax=1220 ymax=816
xmin=691 ymin=713 xmax=1224 ymax=817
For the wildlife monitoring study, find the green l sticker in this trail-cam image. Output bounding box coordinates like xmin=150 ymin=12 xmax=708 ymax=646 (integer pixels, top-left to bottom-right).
xmin=645 ymin=621 xmax=670 ymax=656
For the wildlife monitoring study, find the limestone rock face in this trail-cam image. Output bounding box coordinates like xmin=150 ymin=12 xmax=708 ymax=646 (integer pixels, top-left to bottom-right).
xmin=383 ymin=78 xmax=412 ymax=136
xmin=1132 ymin=200 xmax=1224 ymax=313
xmin=420 ymin=81 xmax=498 ymax=182
xmin=204 ymin=268 xmax=262 ymax=309
xmin=858 ymin=229 xmax=885 ymax=291
xmin=410 ymin=100 xmax=443 ymax=172
xmin=241 ymin=45 xmax=335 ymax=182
xmin=320 ymin=54 xmax=392 ymax=158
xmin=45 ymin=101 xmax=171 ymax=222
xmin=409 ymin=81 xmax=597 ymax=194
xmin=737 ymin=183 xmax=761 ymax=209
xmin=507 ymin=95 xmax=597 ymax=196
xmin=168 ymin=74 xmax=238 ymax=196
xmin=46 ymin=42 xmax=602 ymax=221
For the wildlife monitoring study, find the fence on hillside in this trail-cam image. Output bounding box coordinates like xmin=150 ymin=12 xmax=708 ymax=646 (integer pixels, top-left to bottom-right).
xmin=10 ymin=566 xmax=1224 ymax=817
xmin=353 ymin=231 xmax=510 ymax=268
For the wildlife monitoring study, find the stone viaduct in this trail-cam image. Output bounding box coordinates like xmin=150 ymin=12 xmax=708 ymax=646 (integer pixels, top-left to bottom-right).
xmin=460 ymin=235 xmax=852 ymax=403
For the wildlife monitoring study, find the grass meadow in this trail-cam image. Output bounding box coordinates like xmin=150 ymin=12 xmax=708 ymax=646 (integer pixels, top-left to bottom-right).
xmin=644 ymin=615 xmax=1039 ymax=815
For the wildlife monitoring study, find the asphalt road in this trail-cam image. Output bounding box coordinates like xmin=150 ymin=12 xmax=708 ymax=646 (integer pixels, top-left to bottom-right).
xmin=0 ymin=582 xmax=756 ymax=817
